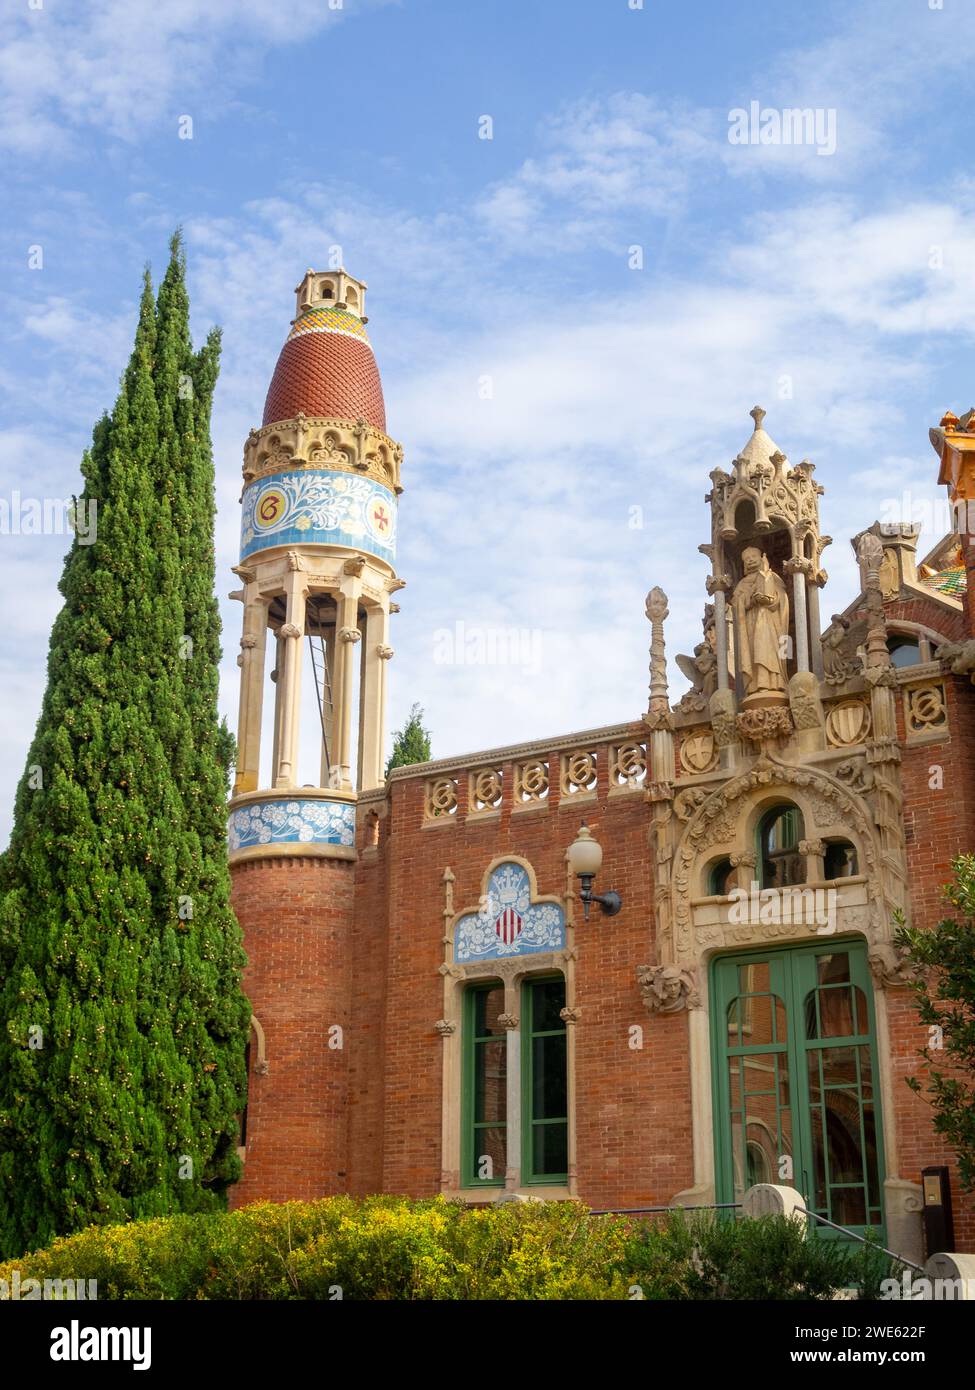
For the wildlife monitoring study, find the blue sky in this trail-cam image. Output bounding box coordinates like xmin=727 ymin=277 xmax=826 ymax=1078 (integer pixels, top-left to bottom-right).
xmin=1 ymin=0 xmax=973 ymax=840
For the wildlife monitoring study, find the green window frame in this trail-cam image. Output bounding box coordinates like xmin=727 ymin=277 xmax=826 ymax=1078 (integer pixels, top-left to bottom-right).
xmin=461 ymin=975 xmax=569 ymax=1189
xmin=521 ymin=975 xmax=568 ymax=1185
xmin=710 ymin=940 xmax=886 ymax=1241
xmin=461 ymin=981 xmax=507 ymax=1187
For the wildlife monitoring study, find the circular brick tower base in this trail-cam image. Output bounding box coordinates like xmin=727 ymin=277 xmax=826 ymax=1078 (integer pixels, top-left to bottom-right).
xmin=230 ymin=853 xmax=354 ymax=1207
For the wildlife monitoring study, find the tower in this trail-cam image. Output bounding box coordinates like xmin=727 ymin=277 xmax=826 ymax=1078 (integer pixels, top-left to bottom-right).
xmin=702 ymin=405 xmax=829 ymax=746
xmin=228 ymin=266 xmax=403 ymax=1202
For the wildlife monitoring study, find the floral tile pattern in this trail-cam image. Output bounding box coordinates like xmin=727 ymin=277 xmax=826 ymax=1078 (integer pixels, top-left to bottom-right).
xmin=228 ymin=797 xmax=356 ymax=852
xmin=240 ymin=468 xmax=397 ymax=561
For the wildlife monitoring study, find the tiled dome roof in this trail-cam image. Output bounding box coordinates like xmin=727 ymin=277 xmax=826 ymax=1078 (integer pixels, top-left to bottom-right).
xmin=263 ymin=304 xmax=386 ymax=431
xmin=922 ymin=563 xmax=966 ymax=598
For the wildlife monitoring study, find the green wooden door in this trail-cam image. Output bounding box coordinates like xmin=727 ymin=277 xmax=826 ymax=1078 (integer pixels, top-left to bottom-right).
xmin=711 ymin=941 xmax=885 ymax=1240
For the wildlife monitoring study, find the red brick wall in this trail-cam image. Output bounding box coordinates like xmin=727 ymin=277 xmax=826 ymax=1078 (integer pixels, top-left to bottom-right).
xmin=230 ymin=854 xmax=355 ymax=1206
xmin=896 ymin=671 xmax=975 ymax=1249
xmin=374 ymin=743 xmax=695 ymax=1209
xmin=230 ymin=684 xmax=975 ymax=1250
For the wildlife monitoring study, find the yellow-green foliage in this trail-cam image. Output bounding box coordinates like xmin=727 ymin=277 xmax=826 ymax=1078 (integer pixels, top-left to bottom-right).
xmin=0 ymin=1197 xmax=889 ymax=1301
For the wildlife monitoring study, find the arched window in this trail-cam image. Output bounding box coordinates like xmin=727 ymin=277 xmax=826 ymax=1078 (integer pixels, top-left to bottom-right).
xmin=887 ymin=634 xmax=921 ymax=668
xmin=708 ymin=857 xmax=734 ymax=896
xmin=757 ymin=803 xmax=805 ymax=888
xmin=320 ymin=280 xmax=334 ymax=299
xmin=824 ymin=839 xmax=858 ymax=880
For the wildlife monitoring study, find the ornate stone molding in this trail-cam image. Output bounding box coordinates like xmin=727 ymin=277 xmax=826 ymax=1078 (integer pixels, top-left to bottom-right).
xmin=643 ymin=709 xmax=674 ymax=732
xmin=339 ymin=626 xmax=362 ymax=644
xmin=498 ymin=1013 xmax=519 ymax=1030
xmin=736 ymin=706 xmax=793 ymax=742
xmin=243 ymin=414 xmax=404 ymax=494
xmin=668 ymin=753 xmax=901 ymax=963
xmin=868 ymin=943 xmax=919 ymax=990
xmin=434 ymin=1019 xmax=457 ymax=1037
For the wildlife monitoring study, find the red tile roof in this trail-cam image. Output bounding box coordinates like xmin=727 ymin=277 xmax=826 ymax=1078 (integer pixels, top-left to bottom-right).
xmin=262 ymin=318 xmax=386 ymax=430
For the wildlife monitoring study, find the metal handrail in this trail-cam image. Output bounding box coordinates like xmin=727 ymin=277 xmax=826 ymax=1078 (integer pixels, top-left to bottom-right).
xmin=588 ymin=1203 xmax=741 ymax=1215
xmin=588 ymin=1200 xmax=924 ymax=1275
xmin=803 ymin=1208 xmax=925 ymax=1274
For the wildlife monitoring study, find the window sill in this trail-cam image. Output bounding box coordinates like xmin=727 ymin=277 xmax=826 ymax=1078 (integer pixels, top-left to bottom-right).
xmin=449 ymin=1185 xmax=573 ymax=1204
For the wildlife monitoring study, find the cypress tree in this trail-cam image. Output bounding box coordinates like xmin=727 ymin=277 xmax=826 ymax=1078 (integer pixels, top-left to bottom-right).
xmin=386 ymin=702 xmax=432 ymax=774
xmin=0 ymin=235 xmax=250 ymax=1258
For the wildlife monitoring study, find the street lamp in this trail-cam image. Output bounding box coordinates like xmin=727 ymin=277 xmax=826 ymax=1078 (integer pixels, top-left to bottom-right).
xmin=567 ymin=823 xmax=622 ymax=922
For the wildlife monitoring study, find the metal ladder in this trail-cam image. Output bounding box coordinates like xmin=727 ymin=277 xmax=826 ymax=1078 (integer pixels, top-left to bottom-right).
xmin=307 ymin=633 xmax=334 ymax=783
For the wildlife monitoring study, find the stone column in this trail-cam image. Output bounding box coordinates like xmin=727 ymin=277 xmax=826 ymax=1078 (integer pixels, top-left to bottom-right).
xmin=317 ymin=622 xmax=338 ymax=788
xmin=707 ymin=574 xmax=732 ymax=693
xmin=731 ymin=850 xmax=757 ymax=894
xmin=808 ymin=572 xmax=825 ymax=680
xmin=274 ymin=574 xmax=307 ymax=789
xmin=644 ymin=587 xmax=675 ymax=781
xmin=357 ymin=602 xmax=393 ymax=792
xmin=785 ymin=557 xmax=811 ymax=674
xmin=333 ymin=583 xmax=362 ymax=791
xmin=234 ymin=591 xmax=269 ymax=795
xmin=500 ymin=1005 xmax=520 ymax=1192
xmin=799 ymin=837 xmax=826 ymax=882
xmin=270 ymin=631 xmax=284 ymax=785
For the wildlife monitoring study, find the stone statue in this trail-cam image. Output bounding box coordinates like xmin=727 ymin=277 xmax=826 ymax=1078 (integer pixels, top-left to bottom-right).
xmin=731 ymin=547 xmax=790 ymax=702
xmin=674 ymin=605 xmax=720 ymax=713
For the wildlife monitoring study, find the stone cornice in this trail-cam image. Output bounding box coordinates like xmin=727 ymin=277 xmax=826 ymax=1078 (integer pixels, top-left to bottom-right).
xmin=243 ymin=414 xmax=404 ymax=494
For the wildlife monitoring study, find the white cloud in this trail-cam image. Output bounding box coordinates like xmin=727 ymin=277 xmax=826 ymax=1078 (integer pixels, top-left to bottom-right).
xmin=0 ymin=0 xmax=383 ymax=155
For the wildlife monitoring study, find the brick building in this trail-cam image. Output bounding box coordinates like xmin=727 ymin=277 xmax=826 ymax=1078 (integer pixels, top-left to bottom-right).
xmin=227 ymin=266 xmax=975 ymax=1261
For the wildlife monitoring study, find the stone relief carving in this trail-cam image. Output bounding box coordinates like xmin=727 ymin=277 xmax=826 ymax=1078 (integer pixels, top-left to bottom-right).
xmin=822 ymin=613 xmax=868 ymax=686
xmin=825 ymin=699 xmax=872 ymax=748
xmin=636 ymin=964 xmax=700 ymax=1014
xmin=939 ymin=638 xmax=975 ymax=684
xmin=868 ymin=943 xmax=919 ymax=990
xmin=736 ymin=705 xmax=794 ymax=742
xmin=788 ymin=671 xmax=824 ymax=732
xmin=709 ymin=688 xmax=738 ymax=748
xmin=679 ymin=728 xmax=718 ymax=775
xmin=674 ymin=605 xmax=720 ymax=714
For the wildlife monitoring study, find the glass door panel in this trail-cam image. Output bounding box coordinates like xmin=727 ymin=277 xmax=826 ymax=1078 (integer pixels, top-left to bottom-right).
xmin=712 ymin=942 xmax=885 ymax=1243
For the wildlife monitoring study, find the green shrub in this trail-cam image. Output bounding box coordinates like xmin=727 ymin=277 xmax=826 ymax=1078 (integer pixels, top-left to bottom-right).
xmin=0 ymin=1197 xmax=896 ymax=1301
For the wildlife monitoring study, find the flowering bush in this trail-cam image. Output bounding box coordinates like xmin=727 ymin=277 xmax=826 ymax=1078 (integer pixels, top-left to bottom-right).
xmin=0 ymin=1197 xmax=892 ymax=1300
